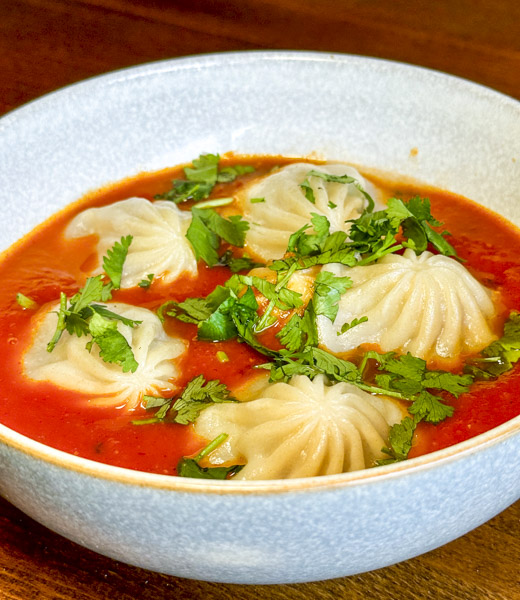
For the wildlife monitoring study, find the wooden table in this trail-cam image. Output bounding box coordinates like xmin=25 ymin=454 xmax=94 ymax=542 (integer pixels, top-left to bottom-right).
xmin=1 ymin=1 xmax=519 ymax=598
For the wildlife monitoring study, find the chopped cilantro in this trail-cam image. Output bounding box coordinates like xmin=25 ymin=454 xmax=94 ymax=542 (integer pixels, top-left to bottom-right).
xmin=16 ymin=293 xmax=38 ymax=310
xmin=465 ymin=312 xmax=520 ymax=379
xmin=45 ymin=238 xmax=141 ymax=372
xmin=186 ymin=207 xmax=249 ymax=267
xmin=172 ymin=375 xmax=235 ymax=425
xmin=138 ymin=274 xmax=154 ymax=289
xmin=218 ymin=250 xmax=265 ymax=273
xmin=177 ymin=433 xmax=244 ymax=479
xmin=103 ymin=235 xmax=132 ymax=290
xmin=87 ymin=312 xmax=139 ymax=372
xmin=338 ymin=316 xmax=368 ymax=335
xmin=133 ymin=376 xmax=236 ymax=426
xmin=155 ymin=154 xmax=254 ymax=204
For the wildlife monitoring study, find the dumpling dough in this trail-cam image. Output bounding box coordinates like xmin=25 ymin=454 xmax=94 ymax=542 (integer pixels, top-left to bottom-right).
xmin=23 ymin=302 xmax=186 ymax=409
xmin=194 ymin=375 xmax=404 ymax=479
xmin=66 ymin=197 xmax=197 ymax=288
xmin=318 ymin=249 xmax=498 ymax=361
xmin=239 ymin=163 xmax=370 ymax=261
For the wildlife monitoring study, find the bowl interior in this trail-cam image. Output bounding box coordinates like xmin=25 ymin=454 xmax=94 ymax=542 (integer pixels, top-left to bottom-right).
xmin=0 ymin=51 xmax=519 ymax=492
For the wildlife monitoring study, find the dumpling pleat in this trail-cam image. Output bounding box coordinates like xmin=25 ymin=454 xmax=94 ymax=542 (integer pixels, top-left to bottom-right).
xmin=194 ymin=375 xmax=404 ymax=480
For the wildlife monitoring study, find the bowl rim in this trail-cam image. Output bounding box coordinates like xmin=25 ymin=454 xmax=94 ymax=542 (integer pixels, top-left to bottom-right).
xmin=1 ymin=50 xmax=520 ymax=495
xmin=1 ymin=413 xmax=519 ymax=494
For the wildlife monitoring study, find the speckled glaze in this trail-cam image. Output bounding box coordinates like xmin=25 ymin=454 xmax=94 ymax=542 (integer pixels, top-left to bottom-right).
xmin=0 ymin=52 xmax=519 ymax=584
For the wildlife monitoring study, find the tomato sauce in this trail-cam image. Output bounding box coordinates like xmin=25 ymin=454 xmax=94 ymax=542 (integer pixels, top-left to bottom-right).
xmin=0 ymin=158 xmax=519 ymax=474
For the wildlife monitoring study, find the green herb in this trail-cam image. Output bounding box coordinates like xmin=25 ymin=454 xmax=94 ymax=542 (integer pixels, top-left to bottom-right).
xmin=133 ymin=375 xmax=236 ymax=425
xmin=218 ymin=250 xmax=265 ymax=273
xmin=87 ymin=312 xmax=138 ymax=372
xmin=464 ymin=311 xmax=520 ymax=379
xmin=46 ymin=238 xmax=141 ymax=372
xmin=16 ymin=293 xmax=38 ymax=310
xmin=312 ymin=270 xmax=352 ymax=322
xmin=155 ymin=154 xmax=254 ymax=204
xmin=102 ymin=235 xmax=132 ymax=290
xmin=172 ymin=375 xmax=235 ymax=425
xmin=186 ymin=207 xmax=249 ymax=267
xmin=138 ymin=274 xmax=154 ymax=289
xmin=250 ymin=197 xmax=265 ymax=204
xmin=216 ymin=351 xmax=229 ymax=363
xmin=338 ymin=316 xmax=368 ymax=334
xmin=300 ymin=169 xmax=375 ymax=212
xmin=194 ymin=197 xmax=234 ymax=209
xmin=177 ymin=433 xmax=244 ymax=479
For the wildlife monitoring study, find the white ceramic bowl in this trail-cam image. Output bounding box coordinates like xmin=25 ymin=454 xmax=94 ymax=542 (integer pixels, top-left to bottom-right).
xmin=0 ymin=52 xmax=519 ymax=584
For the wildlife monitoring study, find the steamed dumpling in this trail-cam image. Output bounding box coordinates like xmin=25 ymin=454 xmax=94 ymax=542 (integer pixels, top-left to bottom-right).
xmin=239 ymin=163 xmax=370 ymax=261
xmin=194 ymin=375 xmax=404 ymax=479
xmin=318 ymin=249 xmax=498 ymax=361
xmin=23 ymin=302 xmax=186 ymax=409
xmin=66 ymin=197 xmax=197 ymax=287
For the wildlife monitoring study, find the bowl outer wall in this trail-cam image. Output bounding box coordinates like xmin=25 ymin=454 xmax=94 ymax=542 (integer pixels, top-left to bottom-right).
xmin=0 ymin=421 xmax=519 ymax=584
xmin=0 ymin=51 xmax=519 ymax=583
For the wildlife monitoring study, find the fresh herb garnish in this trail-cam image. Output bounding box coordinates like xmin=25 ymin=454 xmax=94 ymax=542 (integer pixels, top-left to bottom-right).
xmin=464 ymin=312 xmax=520 ymax=379
xmin=46 ymin=237 xmax=141 ymax=372
xmin=218 ymin=249 xmax=265 ymax=273
xmin=16 ymin=293 xmax=38 ymax=310
xmin=103 ymin=234 xmax=132 ymax=290
xmin=186 ymin=207 xmax=249 ymax=267
xmin=138 ymin=274 xmax=154 ymax=289
xmin=177 ymin=433 xmax=244 ymax=479
xmin=338 ymin=316 xmax=368 ymax=335
xmin=299 ymin=169 xmax=375 ymax=212
xmin=133 ymin=375 xmax=236 ymax=425
xmin=155 ymin=153 xmax=254 ymax=204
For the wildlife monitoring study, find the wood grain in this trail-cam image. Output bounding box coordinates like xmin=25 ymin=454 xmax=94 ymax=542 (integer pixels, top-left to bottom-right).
xmin=0 ymin=1 xmax=519 ymax=598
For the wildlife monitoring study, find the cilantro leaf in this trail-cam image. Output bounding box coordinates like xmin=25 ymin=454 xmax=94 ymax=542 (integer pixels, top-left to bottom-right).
xmin=186 ymin=208 xmax=249 ymax=267
xmin=138 ymin=274 xmax=154 ymax=289
xmin=408 ymin=391 xmax=454 ymax=424
xmin=465 ymin=311 xmax=520 ymax=378
xmin=88 ymin=312 xmax=138 ymax=373
xmin=156 ymin=154 xmax=255 ymax=204
xmin=302 ymin=169 xmax=375 ymax=212
xmin=172 ymin=375 xmax=235 ymax=425
xmin=102 ymin=235 xmax=132 ymax=289
xmin=177 ymin=458 xmax=244 ymax=479
xmin=378 ymin=416 xmax=418 ymax=464
xmin=312 ymin=270 xmax=351 ymax=322
xmin=217 ymin=164 xmax=255 ymax=182
xmin=177 ymin=433 xmax=244 ymax=479
xmin=184 ymin=153 xmax=220 ymax=183
xmin=218 ymin=250 xmax=265 ymax=273
xmin=276 ymin=305 xmax=318 ymax=353
xmin=338 ymin=316 xmax=368 ymax=335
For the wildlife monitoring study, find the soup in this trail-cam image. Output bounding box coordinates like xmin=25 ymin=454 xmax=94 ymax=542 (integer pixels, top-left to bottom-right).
xmin=2 ymin=154 xmax=520 ymax=479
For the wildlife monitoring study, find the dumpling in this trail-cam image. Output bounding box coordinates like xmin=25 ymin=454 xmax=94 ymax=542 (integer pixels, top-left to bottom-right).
xmin=318 ymin=249 xmax=498 ymax=361
xmin=239 ymin=163 xmax=371 ymax=261
xmin=23 ymin=302 xmax=186 ymax=409
xmin=194 ymin=375 xmax=404 ymax=479
xmin=66 ymin=197 xmax=197 ymax=287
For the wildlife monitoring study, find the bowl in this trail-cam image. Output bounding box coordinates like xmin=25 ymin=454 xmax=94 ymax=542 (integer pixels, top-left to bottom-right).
xmin=0 ymin=51 xmax=519 ymax=584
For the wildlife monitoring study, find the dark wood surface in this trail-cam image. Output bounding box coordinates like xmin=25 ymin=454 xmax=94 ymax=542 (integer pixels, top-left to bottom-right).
xmin=1 ymin=1 xmax=519 ymax=598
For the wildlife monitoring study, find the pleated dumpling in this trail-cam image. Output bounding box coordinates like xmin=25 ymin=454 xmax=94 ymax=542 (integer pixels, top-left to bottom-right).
xmin=318 ymin=249 xmax=498 ymax=361
xmin=239 ymin=163 xmax=370 ymax=261
xmin=66 ymin=197 xmax=197 ymax=287
xmin=194 ymin=375 xmax=404 ymax=479
xmin=23 ymin=302 xmax=186 ymax=409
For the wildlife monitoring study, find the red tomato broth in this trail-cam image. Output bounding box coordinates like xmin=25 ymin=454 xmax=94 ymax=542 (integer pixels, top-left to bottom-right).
xmin=0 ymin=158 xmax=519 ymax=475
xmin=372 ymin=179 xmax=520 ymax=458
